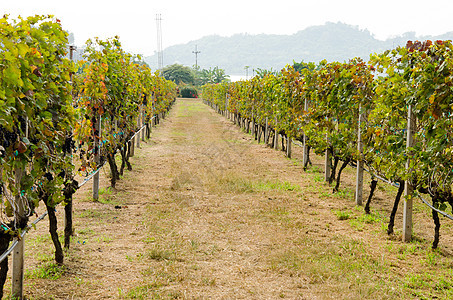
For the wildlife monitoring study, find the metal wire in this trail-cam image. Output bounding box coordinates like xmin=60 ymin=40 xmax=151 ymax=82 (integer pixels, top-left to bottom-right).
xmin=291 ymin=139 xmax=304 ymax=147
xmin=77 ymin=161 xmax=107 ymax=189
xmin=0 ymin=121 xmax=155 ymax=263
xmin=78 ymin=120 xmax=153 ymax=189
xmin=217 ymin=107 xmax=453 ymax=225
xmin=0 ymin=211 xmax=48 ymax=263
xmin=416 ymin=192 xmax=453 ymax=221
xmin=127 ymin=124 xmax=147 ymax=143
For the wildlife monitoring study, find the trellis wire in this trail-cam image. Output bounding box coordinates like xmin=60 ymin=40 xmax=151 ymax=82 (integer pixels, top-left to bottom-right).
xmin=258 ymin=115 xmax=453 ymax=223
xmin=0 ymin=120 xmax=155 ymax=264
xmin=0 ymin=211 xmax=48 ymax=263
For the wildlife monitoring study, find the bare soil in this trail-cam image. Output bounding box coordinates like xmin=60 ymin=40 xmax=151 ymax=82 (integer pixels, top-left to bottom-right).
xmin=8 ymin=98 xmax=453 ymax=299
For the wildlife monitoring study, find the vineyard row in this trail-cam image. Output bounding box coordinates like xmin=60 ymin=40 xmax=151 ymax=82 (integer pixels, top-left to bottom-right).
xmin=0 ymin=15 xmax=177 ymax=298
xmin=202 ymin=40 xmax=453 ymax=252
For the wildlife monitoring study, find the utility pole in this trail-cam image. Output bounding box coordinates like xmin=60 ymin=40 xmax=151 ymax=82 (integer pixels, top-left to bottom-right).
xmin=156 ymin=14 xmax=163 ymax=73
xmin=192 ymin=45 xmax=201 ymax=70
xmin=245 ymin=66 xmax=250 ymax=80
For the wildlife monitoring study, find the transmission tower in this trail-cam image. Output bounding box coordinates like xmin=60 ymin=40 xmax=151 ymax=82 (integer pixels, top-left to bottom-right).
xmin=192 ymin=45 xmax=201 ymax=70
xmin=156 ymin=14 xmax=163 ymax=73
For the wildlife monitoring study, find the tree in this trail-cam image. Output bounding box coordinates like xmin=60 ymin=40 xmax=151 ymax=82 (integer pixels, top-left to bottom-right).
xmin=198 ymin=67 xmax=230 ymax=85
xmin=253 ymin=67 xmax=279 ymax=78
xmin=162 ymin=63 xmax=195 ymax=84
xmin=293 ymin=60 xmax=316 ymax=73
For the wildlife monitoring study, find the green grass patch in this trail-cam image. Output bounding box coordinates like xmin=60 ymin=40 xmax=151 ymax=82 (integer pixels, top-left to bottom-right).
xmin=254 ymin=180 xmax=301 ymax=192
xmin=25 ymin=263 xmax=66 ymax=280
xmin=122 ymin=283 xmax=181 ymax=299
xmin=78 ymin=209 xmax=102 ymax=218
xmin=334 ymin=210 xmax=351 ymax=220
xmin=215 ymin=174 xmax=301 ymax=193
xmin=268 ymin=237 xmax=400 ymax=298
xmin=403 ymin=271 xmax=453 ymax=299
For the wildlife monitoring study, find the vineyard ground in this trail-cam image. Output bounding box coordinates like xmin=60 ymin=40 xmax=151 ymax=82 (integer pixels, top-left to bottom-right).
xmin=7 ymin=98 xmax=453 ymax=299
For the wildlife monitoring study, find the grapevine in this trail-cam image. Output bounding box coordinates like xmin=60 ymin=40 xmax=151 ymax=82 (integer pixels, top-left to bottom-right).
xmin=203 ymin=40 xmax=453 ymax=249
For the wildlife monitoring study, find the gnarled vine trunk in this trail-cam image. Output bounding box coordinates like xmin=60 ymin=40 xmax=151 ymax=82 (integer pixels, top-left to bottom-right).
xmin=45 ymin=198 xmax=64 ymax=265
xmin=0 ymin=231 xmax=12 ymax=299
xmin=364 ymin=179 xmax=378 ymax=214
xmin=387 ymin=180 xmax=405 ymax=235
xmin=63 ymin=179 xmax=78 ymax=249
xmin=329 ymin=155 xmax=340 ymax=184
xmin=126 ymin=141 xmax=133 ymax=170
xmin=303 ymin=146 xmax=312 ymax=171
xmin=432 ymin=202 xmax=441 ymax=249
xmin=107 ymin=152 xmax=120 ymax=188
xmin=333 ymin=158 xmax=350 ymax=192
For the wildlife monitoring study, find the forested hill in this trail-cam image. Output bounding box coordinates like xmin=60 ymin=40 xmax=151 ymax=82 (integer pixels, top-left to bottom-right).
xmin=144 ymin=22 xmax=453 ymax=75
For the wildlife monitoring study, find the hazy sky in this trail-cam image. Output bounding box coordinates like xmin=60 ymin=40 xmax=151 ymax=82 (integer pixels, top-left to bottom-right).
xmin=3 ymin=0 xmax=453 ymax=56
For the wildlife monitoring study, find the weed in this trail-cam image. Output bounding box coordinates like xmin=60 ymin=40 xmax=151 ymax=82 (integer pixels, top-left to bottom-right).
xmin=334 ymin=210 xmax=351 ymax=220
xmin=313 ymin=174 xmax=323 ymax=182
xmin=216 ymin=174 xmax=300 ymax=193
xmin=143 ymin=236 xmax=156 ymax=244
xmin=77 ymin=227 xmax=95 ymax=236
xmin=334 ymin=188 xmax=353 ymax=200
xmin=319 ymin=191 xmax=330 ymax=198
xmin=34 ymin=252 xmax=54 ymax=263
xmin=79 ymin=209 xmax=102 ymax=218
xmin=349 ymin=219 xmax=365 ymax=231
xmin=25 ymin=263 xmax=66 ymax=280
xmin=306 ymin=166 xmax=321 ymax=174
xmin=190 ymin=239 xmax=199 ymax=250
xmin=99 ymin=186 xmax=113 ymax=196
xmin=148 ymin=248 xmax=176 ymax=261
xmin=96 ymin=235 xmax=112 ymax=243
xmin=201 ymin=277 xmax=216 ymax=286
xmin=424 ymin=250 xmax=441 ymax=266
xmin=357 ymin=213 xmax=381 ymax=224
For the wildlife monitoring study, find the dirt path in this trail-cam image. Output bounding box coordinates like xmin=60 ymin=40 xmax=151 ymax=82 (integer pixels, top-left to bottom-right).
xmin=18 ymin=98 xmax=453 ymax=299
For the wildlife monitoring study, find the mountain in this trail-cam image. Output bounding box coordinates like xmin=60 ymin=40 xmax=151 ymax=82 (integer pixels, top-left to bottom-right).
xmin=145 ymin=22 xmax=453 ymax=75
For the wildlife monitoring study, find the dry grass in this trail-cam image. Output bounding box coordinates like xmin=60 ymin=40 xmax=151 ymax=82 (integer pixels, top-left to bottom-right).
xmin=5 ymin=98 xmax=453 ymax=299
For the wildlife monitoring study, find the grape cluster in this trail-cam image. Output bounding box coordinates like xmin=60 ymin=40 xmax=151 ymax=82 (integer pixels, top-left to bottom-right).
xmin=0 ymin=126 xmax=18 ymax=153
xmin=43 ymin=172 xmax=53 ymax=181
xmin=17 ymin=115 xmax=27 ymax=134
xmin=62 ymin=137 xmax=75 ymax=154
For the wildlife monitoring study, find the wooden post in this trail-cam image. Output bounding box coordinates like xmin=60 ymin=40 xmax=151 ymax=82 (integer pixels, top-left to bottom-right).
xmin=251 ymin=114 xmax=255 ymax=136
xmin=355 ymin=106 xmax=364 ymax=205
xmin=264 ymin=117 xmax=269 ymax=144
xmin=131 ymin=136 xmax=135 ymax=156
xmin=274 ymin=118 xmax=279 ymax=150
xmin=224 ymin=95 xmax=227 ymax=117
xmin=93 ymin=115 xmax=101 ymax=201
xmin=141 ymin=106 xmax=145 ymax=141
xmin=150 ymin=101 xmax=154 ymax=132
xmin=12 ymin=167 xmax=24 ymax=299
xmin=302 ymin=98 xmax=309 ymax=166
xmin=303 ymin=134 xmax=309 ymax=167
xmin=257 ymin=123 xmax=261 ymax=143
xmin=287 ymin=137 xmax=292 ymax=158
xmin=136 ymin=111 xmax=140 ymax=148
xmin=325 ymin=133 xmax=331 ymax=182
xmin=403 ymin=104 xmax=415 ymax=242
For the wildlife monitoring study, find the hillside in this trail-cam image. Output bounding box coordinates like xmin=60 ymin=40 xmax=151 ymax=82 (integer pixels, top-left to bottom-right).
xmin=145 ymin=22 xmax=453 ymax=75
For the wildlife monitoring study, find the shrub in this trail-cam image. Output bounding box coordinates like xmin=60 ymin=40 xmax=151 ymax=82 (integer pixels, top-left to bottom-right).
xmin=180 ymin=86 xmax=198 ymax=98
